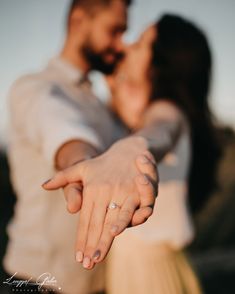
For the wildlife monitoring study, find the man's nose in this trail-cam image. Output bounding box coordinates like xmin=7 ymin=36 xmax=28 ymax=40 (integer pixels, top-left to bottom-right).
xmin=114 ymin=36 xmax=125 ymax=54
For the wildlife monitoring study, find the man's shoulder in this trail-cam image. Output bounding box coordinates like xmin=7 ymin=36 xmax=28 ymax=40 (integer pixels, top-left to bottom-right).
xmin=8 ymin=69 xmax=56 ymax=118
xmin=10 ymin=70 xmax=50 ymax=95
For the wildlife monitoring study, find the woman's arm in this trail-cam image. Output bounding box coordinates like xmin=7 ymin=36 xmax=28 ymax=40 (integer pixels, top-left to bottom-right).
xmin=134 ymin=100 xmax=186 ymax=161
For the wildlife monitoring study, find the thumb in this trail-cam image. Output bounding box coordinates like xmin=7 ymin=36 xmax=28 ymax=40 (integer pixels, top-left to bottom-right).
xmin=42 ymin=161 xmax=85 ymax=190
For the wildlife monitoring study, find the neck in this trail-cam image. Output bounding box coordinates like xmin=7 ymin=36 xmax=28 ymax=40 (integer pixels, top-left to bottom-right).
xmin=60 ymin=40 xmax=90 ymax=74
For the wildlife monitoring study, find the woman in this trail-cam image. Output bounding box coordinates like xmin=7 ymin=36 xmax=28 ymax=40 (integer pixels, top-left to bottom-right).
xmin=105 ymin=14 xmax=221 ymax=294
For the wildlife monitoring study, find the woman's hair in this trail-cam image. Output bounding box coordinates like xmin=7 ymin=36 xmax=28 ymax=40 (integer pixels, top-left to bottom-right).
xmin=151 ymin=14 xmax=221 ymax=213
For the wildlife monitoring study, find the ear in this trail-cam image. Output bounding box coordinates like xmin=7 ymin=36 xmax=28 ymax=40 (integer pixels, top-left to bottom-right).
xmin=69 ymin=7 xmax=87 ymax=31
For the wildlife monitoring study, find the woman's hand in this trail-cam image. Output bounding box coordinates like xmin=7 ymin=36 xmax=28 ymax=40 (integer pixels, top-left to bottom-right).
xmin=42 ymin=136 xmax=158 ymax=269
xmin=111 ymin=78 xmax=149 ymax=129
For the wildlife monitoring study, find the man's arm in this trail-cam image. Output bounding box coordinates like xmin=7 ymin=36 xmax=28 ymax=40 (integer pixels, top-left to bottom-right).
xmin=54 ymin=140 xmax=100 ymax=214
xmin=55 ymin=140 xmax=99 ymax=170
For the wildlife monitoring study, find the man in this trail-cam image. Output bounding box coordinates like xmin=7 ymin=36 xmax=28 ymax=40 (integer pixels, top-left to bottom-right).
xmin=4 ymin=1 xmax=157 ymax=293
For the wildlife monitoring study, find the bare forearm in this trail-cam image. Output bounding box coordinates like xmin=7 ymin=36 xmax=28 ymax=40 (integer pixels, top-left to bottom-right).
xmin=55 ymin=140 xmax=99 ymax=170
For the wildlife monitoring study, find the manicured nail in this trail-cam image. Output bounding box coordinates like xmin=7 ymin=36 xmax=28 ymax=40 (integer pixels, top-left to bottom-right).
xmin=139 ymin=155 xmax=149 ymax=164
xmin=42 ymin=179 xmax=51 ymax=187
xmin=83 ymin=256 xmax=90 ymax=268
xmin=92 ymin=250 xmax=101 ymax=261
xmin=75 ymin=251 xmax=83 ymax=263
xmin=150 ymin=157 xmax=157 ymax=166
xmin=138 ymin=174 xmax=149 ymax=185
xmin=111 ymin=225 xmax=119 ymax=235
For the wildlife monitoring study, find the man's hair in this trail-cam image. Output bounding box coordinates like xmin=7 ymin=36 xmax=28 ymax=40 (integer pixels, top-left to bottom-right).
xmin=69 ymin=0 xmax=132 ymax=17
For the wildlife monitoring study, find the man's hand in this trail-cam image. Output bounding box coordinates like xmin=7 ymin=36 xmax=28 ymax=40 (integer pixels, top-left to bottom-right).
xmin=43 ymin=136 xmax=158 ymax=269
xmin=55 ymin=139 xmax=98 ymax=214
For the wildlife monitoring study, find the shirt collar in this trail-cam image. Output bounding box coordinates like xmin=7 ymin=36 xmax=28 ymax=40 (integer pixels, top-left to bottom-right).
xmin=48 ymin=57 xmax=88 ymax=85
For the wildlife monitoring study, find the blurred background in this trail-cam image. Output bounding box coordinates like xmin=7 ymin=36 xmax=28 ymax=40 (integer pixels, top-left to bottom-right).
xmin=0 ymin=0 xmax=235 ymax=293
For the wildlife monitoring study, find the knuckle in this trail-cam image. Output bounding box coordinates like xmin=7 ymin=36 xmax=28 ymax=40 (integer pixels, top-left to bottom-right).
xmin=99 ymin=181 xmax=112 ymax=193
xmin=62 ymin=169 xmax=70 ymax=183
xmin=142 ymin=193 xmax=154 ymax=203
xmin=144 ymin=150 xmax=152 ymax=158
xmin=84 ymin=246 xmax=94 ymax=255
xmin=147 ymin=164 xmax=156 ymax=175
xmin=97 ymin=241 xmax=108 ymax=253
xmin=88 ymin=221 xmax=98 ymax=232
xmin=144 ymin=150 xmax=156 ymax=164
xmin=84 ymin=184 xmax=93 ymax=193
xmin=120 ymin=209 xmax=132 ymax=222
xmin=143 ymin=181 xmax=156 ymax=196
xmin=104 ymin=220 xmax=113 ymax=228
xmin=83 ymin=185 xmax=95 ymax=199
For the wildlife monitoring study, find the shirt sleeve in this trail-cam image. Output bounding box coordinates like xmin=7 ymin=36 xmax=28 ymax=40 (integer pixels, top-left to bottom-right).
xmin=135 ymin=100 xmax=191 ymax=182
xmin=9 ymin=77 xmax=104 ymax=166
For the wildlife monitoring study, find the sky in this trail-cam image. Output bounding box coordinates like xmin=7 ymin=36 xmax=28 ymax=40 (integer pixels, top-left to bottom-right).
xmin=0 ymin=0 xmax=234 ymax=146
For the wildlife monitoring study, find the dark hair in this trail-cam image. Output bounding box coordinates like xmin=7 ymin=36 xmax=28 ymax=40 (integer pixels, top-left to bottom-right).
xmin=69 ymin=0 xmax=132 ymax=16
xmin=151 ymin=14 xmax=221 ymax=213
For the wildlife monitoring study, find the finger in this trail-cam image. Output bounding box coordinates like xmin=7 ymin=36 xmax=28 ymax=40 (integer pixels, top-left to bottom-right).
xmin=131 ymin=206 xmax=153 ymax=226
xmin=82 ymin=200 xmax=107 ymax=269
xmin=109 ymin=196 xmax=136 ymax=237
xmin=75 ymin=187 xmax=93 ymax=265
xmin=135 ymin=174 xmax=157 ymax=207
xmin=92 ymin=201 xmax=122 ymax=264
xmin=42 ymin=162 xmax=85 ymax=190
xmin=135 ymin=153 xmax=158 ymax=182
xmin=142 ymin=150 xmax=157 ymax=165
xmin=63 ymin=183 xmax=83 ymax=214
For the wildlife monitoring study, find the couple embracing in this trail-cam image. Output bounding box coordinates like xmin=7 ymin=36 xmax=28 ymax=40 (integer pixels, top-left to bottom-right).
xmin=5 ymin=0 xmax=219 ymax=293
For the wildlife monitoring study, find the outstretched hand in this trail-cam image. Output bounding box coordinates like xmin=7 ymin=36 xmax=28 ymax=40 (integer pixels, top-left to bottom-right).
xmin=43 ymin=136 xmax=158 ymax=269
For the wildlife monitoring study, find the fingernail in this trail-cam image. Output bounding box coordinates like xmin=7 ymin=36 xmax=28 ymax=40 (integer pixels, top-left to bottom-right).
xmin=139 ymin=155 xmax=149 ymax=164
xmin=150 ymin=157 xmax=157 ymax=166
xmin=111 ymin=225 xmax=119 ymax=235
xmin=83 ymin=256 xmax=90 ymax=268
xmin=92 ymin=250 xmax=101 ymax=261
xmin=42 ymin=178 xmax=51 ymax=187
xmin=138 ymin=174 xmax=149 ymax=185
xmin=75 ymin=251 xmax=83 ymax=263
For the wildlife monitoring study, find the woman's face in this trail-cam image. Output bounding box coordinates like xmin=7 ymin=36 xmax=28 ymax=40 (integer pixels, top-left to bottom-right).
xmin=111 ymin=25 xmax=157 ymax=129
xmin=123 ymin=25 xmax=157 ymax=83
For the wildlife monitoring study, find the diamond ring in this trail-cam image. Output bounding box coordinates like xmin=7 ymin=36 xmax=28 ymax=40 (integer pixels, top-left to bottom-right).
xmin=107 ymin=202 xmax=121 ymax=210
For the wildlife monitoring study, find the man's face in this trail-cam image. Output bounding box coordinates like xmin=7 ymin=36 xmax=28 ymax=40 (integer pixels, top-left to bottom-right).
xmin=80 ymin=1 xmax=128 ymax=74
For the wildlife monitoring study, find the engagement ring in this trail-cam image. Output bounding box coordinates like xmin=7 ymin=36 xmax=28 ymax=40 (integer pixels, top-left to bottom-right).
xmin=107 ymin=202 xmax=121 ymax=210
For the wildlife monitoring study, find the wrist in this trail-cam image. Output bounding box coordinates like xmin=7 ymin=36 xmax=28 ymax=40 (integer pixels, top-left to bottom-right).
xmin=110 ymin=135 xmax=149 ymax=156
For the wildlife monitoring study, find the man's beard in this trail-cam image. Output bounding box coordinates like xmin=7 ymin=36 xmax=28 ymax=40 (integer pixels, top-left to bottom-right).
xmin=81 ymin=43 xmax=123 ymax=75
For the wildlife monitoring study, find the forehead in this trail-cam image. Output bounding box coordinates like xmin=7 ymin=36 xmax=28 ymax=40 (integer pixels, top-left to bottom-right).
xmin=93 ymin=1 xmax=128 ymax=30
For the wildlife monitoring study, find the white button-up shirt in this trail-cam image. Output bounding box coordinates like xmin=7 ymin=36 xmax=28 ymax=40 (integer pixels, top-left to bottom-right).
xmin=4 ymin=57 xmax=127 ymax=294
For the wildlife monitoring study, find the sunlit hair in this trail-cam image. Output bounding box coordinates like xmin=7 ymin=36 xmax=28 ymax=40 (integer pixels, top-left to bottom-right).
xmin=151 ymin=14 xmax=221 ymax=213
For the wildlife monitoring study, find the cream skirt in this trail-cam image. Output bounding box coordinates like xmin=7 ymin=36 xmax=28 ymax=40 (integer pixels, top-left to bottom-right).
xmin=105 ymin=232 xmax=202 ymax=294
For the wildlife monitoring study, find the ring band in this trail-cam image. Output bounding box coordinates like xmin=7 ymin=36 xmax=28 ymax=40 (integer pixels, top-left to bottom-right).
xmin=107 ymin=202 xmax=121 ymax=210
